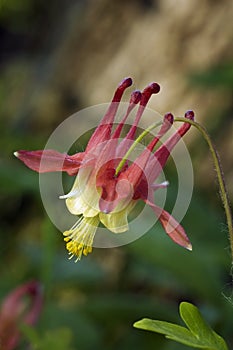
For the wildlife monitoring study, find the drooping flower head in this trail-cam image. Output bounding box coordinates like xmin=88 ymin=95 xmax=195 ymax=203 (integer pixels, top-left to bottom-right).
xmin=15 ymin=78 xmax=194 ymax=261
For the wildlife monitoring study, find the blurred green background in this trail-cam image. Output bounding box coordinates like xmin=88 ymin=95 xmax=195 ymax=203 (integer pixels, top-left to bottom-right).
xmin=0 ymin=0 xmax=233 ymax=349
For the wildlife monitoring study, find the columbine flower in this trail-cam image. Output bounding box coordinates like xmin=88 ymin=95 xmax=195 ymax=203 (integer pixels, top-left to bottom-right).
xmin=15 ymin=78 xmax=194 ymax=261
xmin=0 ymin=281 xmax=43 ymax=350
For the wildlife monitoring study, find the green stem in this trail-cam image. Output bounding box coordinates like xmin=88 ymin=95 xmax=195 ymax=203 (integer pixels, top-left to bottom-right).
xmin=115 ymin=120 xmax=163 ymax=176
xmin=175 ymin=117 xmax=233 ymax=262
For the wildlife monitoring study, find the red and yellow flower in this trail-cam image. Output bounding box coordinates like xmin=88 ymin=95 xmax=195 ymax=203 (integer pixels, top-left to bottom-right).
xmin=15 ymin=78 xmax=194 ymax=261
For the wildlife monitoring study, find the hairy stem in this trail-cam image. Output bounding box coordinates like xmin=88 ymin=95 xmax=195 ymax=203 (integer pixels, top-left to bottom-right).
xmin=175 ymin=117 xmax=233 ymax=262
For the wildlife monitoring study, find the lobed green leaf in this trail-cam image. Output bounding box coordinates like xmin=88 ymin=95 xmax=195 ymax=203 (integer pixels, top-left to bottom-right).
xmin=134 ymin=302 xmax=228 ymax=350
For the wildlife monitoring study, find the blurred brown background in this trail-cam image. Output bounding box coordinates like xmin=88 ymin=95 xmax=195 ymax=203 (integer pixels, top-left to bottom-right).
xmin=1 ymin=0 xmax=233 ymax=196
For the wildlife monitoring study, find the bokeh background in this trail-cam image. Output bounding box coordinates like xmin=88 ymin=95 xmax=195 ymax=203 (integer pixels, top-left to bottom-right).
xmin=0 ymin=0 xmax=233 ymax=349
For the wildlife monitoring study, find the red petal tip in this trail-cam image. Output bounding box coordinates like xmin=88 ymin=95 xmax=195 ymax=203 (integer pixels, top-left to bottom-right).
xmin=150 ymin=82 xmax=160 ymax=94
xmin=112 ymin=77 xmax=133 ymax=103
xmin=164 ymin=112 xmax=174 ymax=125
xmin=130 ymin=90 xmax=142 ymax=104
xmin=120 ymin=77 xmax=133 ymax=89
xmin=139 ymin=82 xmax=160 ymax=107
xmin=144 ymin=82 xmax=160 ymax=94
xmin=185 ymin=110 xmax=194 ymax=120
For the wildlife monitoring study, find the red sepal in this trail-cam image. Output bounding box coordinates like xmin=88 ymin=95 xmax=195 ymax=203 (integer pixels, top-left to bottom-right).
xmin=144 ymin=199 xmax=192 ymax=250
xmin=14 ymin=150 xmax=87 ymax=175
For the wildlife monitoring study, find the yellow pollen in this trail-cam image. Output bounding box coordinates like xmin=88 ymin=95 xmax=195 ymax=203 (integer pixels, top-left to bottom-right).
xmin=63 ymin=216 xmax=99 ymax=261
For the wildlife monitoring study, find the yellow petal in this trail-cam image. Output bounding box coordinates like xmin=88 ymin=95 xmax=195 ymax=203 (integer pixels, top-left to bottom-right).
xmin=65 ymin=168 xmax=100 ymax=217
xmin=99 ymin=201 xmax=136 ymax=233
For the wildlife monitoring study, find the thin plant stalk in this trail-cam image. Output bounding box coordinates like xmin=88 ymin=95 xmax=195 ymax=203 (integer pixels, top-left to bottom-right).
xmin=174 ymin=117 xmax=233 ymax=262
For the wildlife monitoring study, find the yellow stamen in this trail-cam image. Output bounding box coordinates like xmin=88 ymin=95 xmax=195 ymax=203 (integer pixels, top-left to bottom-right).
xmin=63 ymin=216 xmax=99 ymax=261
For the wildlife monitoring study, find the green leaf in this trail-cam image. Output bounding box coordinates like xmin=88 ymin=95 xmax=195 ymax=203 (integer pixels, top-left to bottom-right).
xmin=134 ymin=319 xmax=198 ymax=345
xmin=180 ymin=302 xmax=228 ymax=350
xmin=133 ymin=302 xmax=228 ymax=350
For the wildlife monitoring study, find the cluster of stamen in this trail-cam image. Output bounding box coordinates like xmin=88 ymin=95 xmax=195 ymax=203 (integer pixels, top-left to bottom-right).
xmin=63 ymin=216 xmax=99 ymax=261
